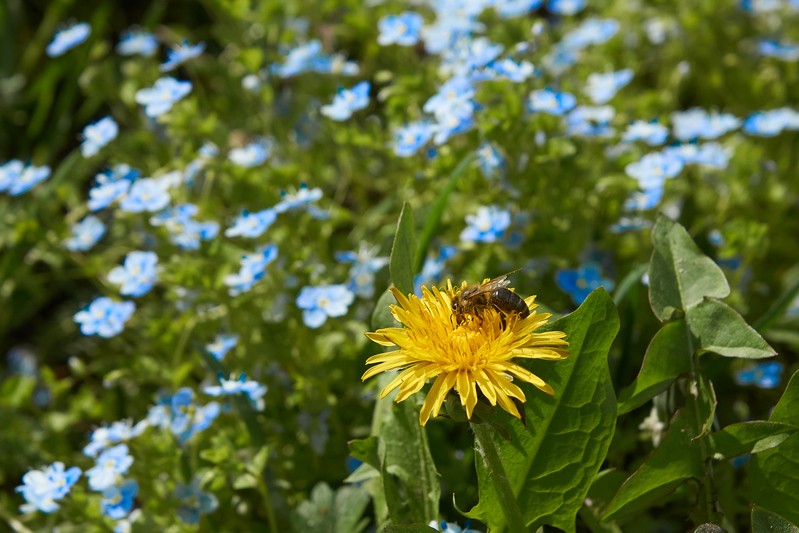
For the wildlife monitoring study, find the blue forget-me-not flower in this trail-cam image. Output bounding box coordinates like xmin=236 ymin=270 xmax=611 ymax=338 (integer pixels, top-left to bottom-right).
xmin=758 ymin=40 xmax=799 ymax=61
xmin=671 ymin=108 xmax=740 ymax=141
xmin=150 ymin=204 xmax=219 ymax=250
xmin=622 ymin=120 xmax=669 ymax=145
xmin=119 ymin=177 xmax=171 ymax=213
xmin=556 ymin=263 xmax=615 ymax=305
xmin=228 ymin=138 xmax=272 ymax=167
xmin=2 ymin=163 xmax=51 ymax=196
xmin=296 ymin=284 xmax=355 ymax=328
xmin=585 ymin=69 xmax=633 ymax=104
xmin=321 ymin=81 xmax=370 ymax=121
xmin=16 ymin=462 xmax=81 ymax=514
xmin=460 ymin=206 xmax=512 ymax=243
xmin=176 ymin=478 xmax=219 ymax=524
xmin=101 ymin=480 xmax=138 ymax=519
xmin=378 ymin=12 xmax=424 ymax=46
xmin=88 ymin=165 xmax=138 ymax=211
xmin=46 ymin=22 xmax=91 ymax=57
xmin=206 ymin=334 xmax=238 ymax=361
xmin=74 ymin=297 xmax=135 ymax=338
xmin=135 ymin=77 xmax=192 ymax=118
xmin=742 ymin=108 xmax=799 ymax=136
xmin=735 ymin=361 xmax=784 ymax=389
xmin=169 ymin=388 xmax=221 ymax=443
xmin=81 ymin=116 xmax=119 ymax=158
xmin=225 ymin=209 xmax=278 ymax=238
xmin=336 ymin=244 xmax=389 ymax=298
xmin=204 ymin=373 xmax=267 ymax=409
xmin=393 ymin=121 xmax=435 ymax=157
xmin=108 ymin=251 xmax=159 ymax=297
xmin=527 ymin=88 xmax=577 ymax=116
xmin=160 ymin=40 xmax=205 ymax=71
xmin=117 ymin=29 xmax=158 ymax=57
xmin=64 ymin=215 xmax=106 ymax=252
xmin=547 ymin=0 xmax=586 ymax=15
xmin=86 ymin=444 xmax=134 ymax=492
xmin=224 ymin=245 xmax=279 ymax=296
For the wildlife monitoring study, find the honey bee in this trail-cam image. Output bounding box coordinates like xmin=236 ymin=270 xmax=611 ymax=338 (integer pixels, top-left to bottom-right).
xmin=451 ymin=273 xmax=530 ymax=326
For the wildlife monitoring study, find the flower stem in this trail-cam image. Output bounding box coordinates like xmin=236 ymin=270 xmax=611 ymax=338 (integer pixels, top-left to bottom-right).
xmin=685 ymin=332 xmax=720 ymax=525
xmin=471 ymin=421 xmax=527 ymax=532
xmin=256 ymin=474 xmax=279 ymax=532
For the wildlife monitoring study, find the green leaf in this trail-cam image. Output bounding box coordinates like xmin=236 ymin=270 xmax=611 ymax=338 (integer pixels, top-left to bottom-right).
xmin=648 ymin=215 xmax=730 ymax=322
xmin=751 ymin=506 xmax=799 ymax=533
xmin=382 ymin=526 xmax=437 ymax=533
xmin=617 ymin=320 xmax=692 ymax=414
xmin=466 ymin=288 xmax=619 ymax=532
xmin=769 ymin=370 xmax=799 ymax=425
xmin=710 ymin=421 xmax=797 ymax=459
xmin=751 ymin=371 xmax=799 ymax=525
xmin=612 ymin=263 xmax=649 ymax=306
xmin=291 ymin=482 xmax=371 ymax=533
xmin=372 ymin=288 xmax=401 ymax=331
xmin=361 ymin=374 xmax=440 ymax=528
xmin=414 ymin=153 xmax=474 ymax=273
xmin=578 ymin=469 xmax=627 ymax=533
xmin=390 ymin=202 xmax=416 ymax=297
xmin=753 ymin=276 xmax=799 ymax=332
xmin=602 ymin=400 xmax=705 ymax=522
xmin=752 ymin=435 xmax=799 ymax=529
xmin=687 ymin=299 xmax=776 ymax=359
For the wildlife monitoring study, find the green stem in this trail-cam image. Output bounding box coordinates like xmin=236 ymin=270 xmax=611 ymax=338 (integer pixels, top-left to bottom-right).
xmin=471 ymin=421 xmax=527 ymax=533
xmin=685 ymin=332 xmax=720 ymax=525
xmin=256 ymin=475 xmax=279 ymax=532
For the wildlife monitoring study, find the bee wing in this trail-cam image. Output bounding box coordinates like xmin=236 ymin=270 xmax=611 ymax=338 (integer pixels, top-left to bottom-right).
xmin=471 ymin=274 xmax=512 ymax=295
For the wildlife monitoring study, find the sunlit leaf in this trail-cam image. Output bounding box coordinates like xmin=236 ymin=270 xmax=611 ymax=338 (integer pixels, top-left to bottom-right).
xmin=466 ymin=288 xmax=619 ymax=532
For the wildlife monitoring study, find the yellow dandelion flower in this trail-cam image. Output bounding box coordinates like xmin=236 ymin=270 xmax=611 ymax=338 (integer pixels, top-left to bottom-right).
xmin=362 ymin=281 xmax=569 ymax=426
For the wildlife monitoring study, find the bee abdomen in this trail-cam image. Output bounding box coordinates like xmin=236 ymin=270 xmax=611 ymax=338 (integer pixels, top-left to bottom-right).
xmin=491 ymin=288 xmax=530 ymax=319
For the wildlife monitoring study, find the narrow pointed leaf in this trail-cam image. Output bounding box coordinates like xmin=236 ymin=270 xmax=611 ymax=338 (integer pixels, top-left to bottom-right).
xmin=687 ymin=299 xmax=776 ymax=359
xmin=370 ymin=373 xmax=440 ymax=526
xmin=617 ymin=320 xmax=691 ymax=414
xmin=414 ymin=153 xmax=473 ymax=273
xmin=390 ymin=202 xmax=416 ymax=296
xmin=649 ymin=215 xmax=729 ymax=322
xmin=466 ymin=288 xmax=619 ymax=532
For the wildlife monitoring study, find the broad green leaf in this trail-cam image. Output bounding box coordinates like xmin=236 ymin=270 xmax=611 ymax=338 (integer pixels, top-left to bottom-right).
xmin=769 ymin=370 xmax=799 ymax=425
xmin=414 ymin=153 xmax=473 ymax=273
xmin=390 ymin=202 xmax=416 ymax=297
xmin=602 ymin=401 xmax=705 ymax=522
xmin=617 ymin=320 xmax=691 ymax=414
xmin=291 ymin=482 xmax=371 ymax=533
xmin=752 ymin=506 xmax=799 ymax=533
xmin=648 ymin=216 xmax=729 ymax=322
xmin=710 ymin=421 xmax=797 ymax=459
xmin=751 ymin=433 xmax=799 ymax=527
xmin=687 ymin=299 xmax=776 ymax=359
xmin=752 ymin=371 xmax=799 ymax=525
xmin=466 ymin=288 xmax=619 ymax=532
